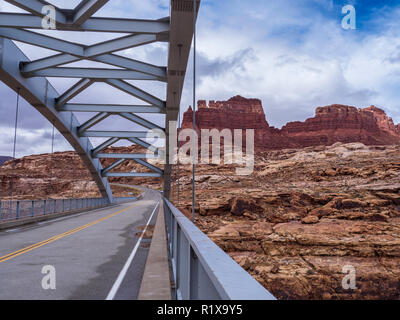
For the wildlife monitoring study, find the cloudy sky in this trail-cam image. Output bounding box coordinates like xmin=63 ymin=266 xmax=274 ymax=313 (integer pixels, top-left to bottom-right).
xmin=0 ymin=0 xmax=400 ymax=158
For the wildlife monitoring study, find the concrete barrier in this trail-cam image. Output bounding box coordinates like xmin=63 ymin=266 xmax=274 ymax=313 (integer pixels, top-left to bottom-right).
xmin=138 ymin=201 xmax=172 ymax=300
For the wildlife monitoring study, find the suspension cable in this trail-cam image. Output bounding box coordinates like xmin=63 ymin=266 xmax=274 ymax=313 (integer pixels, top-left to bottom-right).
xmin=49 ymin=121 xmax=55 ymax=196
xmin=177 ymin=44 xmax=183 ymax=207
xmin=10 ymin=88 xmax=20 ymax=203
xmin=171 ymin=138 xmax=174 ymax=203
xmin=192 ymin=0 xmax=197 ymax=223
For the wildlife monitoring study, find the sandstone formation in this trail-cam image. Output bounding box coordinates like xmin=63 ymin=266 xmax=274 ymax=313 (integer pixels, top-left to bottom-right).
xmin=181 ymin=96 xmax=400 ymax=149
xmin=0 ymin=146 xmax=161 ymax=200
xmin=172 ymin=143 xmax=400 ymax=299
xmin=1 ymin=140 xmax=399 ymax=299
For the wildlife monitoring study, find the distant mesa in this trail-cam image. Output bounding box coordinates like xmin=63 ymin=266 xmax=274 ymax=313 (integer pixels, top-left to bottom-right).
xmin=181 ymin=96 xmax=400 ymax=149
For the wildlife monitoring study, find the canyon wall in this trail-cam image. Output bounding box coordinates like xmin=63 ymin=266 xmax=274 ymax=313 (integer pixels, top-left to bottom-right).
xmin=181 ymin=96 xmax=400 ymax=149
xmin=0 ymin=146 xmax=161 ymax=200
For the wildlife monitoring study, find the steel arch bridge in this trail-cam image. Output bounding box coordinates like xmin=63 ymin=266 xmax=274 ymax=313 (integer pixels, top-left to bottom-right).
xmin=0 ymin=0 xmax=199 ymax=202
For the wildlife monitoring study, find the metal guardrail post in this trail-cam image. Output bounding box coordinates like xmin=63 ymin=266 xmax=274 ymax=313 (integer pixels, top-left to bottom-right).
xmin=0 ymin=197 xmax=115 ymax=223
xmin=16 ymin=201 xmax=20 ymax=220
xmin=163 ymin=198 xmax=276 ymax=300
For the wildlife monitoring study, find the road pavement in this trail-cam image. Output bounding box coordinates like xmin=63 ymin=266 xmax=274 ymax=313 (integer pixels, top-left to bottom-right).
xmin=0 ymin=189 xmax=161 ymax=300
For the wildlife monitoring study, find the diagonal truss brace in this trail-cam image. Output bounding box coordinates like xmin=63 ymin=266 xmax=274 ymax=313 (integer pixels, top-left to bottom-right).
xmin=0 ymin=13 xmax=170 ymax=34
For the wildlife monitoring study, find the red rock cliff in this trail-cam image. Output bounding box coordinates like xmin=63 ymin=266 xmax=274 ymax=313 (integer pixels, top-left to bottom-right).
xmin=181 ymin=96 xmax=400 ymax=149
xmin=182 ymin=95 xmax=269 ymax=130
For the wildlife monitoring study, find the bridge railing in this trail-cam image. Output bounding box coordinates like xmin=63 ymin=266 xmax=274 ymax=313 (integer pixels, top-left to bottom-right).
xmin=0 ymin=198 xmax=109 ymax=222
xmin=163 ymin=198 xmax=276 ymax=300
xmin=113 ymin=197 xmax=138 ymax=204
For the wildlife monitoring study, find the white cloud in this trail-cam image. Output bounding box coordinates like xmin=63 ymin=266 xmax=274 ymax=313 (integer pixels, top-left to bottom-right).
xmin=191 ymin=1 xmax=400 ymax=127
xmin=1 ymin=0 xmax=400 ymax=158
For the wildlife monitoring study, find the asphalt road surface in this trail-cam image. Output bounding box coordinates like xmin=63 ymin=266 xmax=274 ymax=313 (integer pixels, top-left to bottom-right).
xmin=0 ymin=189 xmax=161 ymax=300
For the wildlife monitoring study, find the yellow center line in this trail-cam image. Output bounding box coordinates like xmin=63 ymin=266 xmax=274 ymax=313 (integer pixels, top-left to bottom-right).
xmin=0 ymin=203 xmax=138 ymax=264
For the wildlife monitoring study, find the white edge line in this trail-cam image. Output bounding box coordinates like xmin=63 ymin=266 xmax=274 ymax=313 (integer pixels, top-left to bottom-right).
xmin=105 ymin=201 xmax=160 ymax=300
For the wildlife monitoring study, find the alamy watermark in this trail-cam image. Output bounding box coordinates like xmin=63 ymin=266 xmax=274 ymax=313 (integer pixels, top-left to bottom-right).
xmin=42 ymin=5 xmax=56 ymax=30
xmin=41 ymin=265 xmax=56 ymax=290
xmin=146 ymin=122 xmax=255 ymax=176
xmin=342 ymin=5 xmax=356 ymax=30
xmin=342 ymin=265 xmax=357 ymax=290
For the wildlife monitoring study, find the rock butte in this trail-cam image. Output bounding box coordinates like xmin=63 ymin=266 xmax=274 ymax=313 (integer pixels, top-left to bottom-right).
xmin=181 ymin=95 xmax=400 ymax=149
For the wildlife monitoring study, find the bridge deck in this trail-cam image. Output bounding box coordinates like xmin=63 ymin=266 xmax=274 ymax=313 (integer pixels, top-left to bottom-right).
xmin=0 ymin=190 xmax=160 ymax=300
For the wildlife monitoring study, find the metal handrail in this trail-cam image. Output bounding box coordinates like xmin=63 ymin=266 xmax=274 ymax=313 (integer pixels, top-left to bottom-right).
xmin=164 ymin=198 xmax=276 ymax=300
xmin=0 ymin=197 xmax=109 ymax=222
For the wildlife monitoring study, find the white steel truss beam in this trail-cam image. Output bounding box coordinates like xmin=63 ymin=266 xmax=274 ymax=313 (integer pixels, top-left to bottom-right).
xmin=0 ymin=28 xmax=84 ymax=56
xmin=3 ymin=0 xmax=67 ymax=24
xmin=21 ymin=53 xmax=167 ymax=78
xmin=0 ymin=13 xmax=170 ymax=34
xmin=102 ymin=158 xmax=163 ymax=176
xmin=133 ymin=159 xmax=163 ymax=174
xmin=119 ymin=113 xmax=164 ymax=131
xmin=127 ymin=138 xmax=158 ymax=153
xmin=92 ymin=137 xmax=120 ymax=156
xmin=0 ymin=28 xmax=157 ymax=59
xmin=79 ymin=131 xmax=151 ymax=139
xmin=25 ymin=67 xmax=166 ymax=82
xmin=78 ymin=112 xmax=110 ymax=134
xmin=85 ymin=34 xmax=158 ymax=57
xmin=56 ymin=78 xmax=94 ymax=106
xmin=73 ymin=0 xmax=109 ymax=26
xmin=103 ymin=172 xmax=162 ymax=178
xmin=57 ymin=104 xmax=164 ymax=114
xmin=102 ymin=159 xmax=127 ymax=175
xmin=94 ymin=153 xmax=159 ymax=159
xmin=106 ymin=79 xmax=166 ymax=110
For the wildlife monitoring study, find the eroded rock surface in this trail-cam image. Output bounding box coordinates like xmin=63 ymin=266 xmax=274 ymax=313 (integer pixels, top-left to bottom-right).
xmin=174 ymin=143 xmax=400 ymax=299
